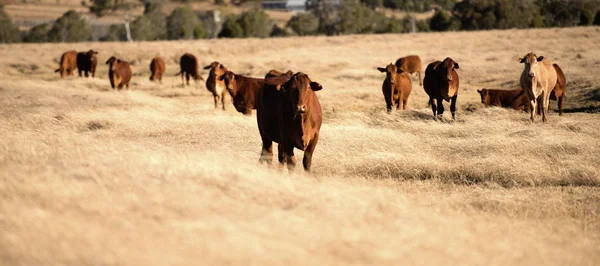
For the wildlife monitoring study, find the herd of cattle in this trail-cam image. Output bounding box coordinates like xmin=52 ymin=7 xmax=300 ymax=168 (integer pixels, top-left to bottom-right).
xmin=55 ymin=49 xmax=568 ymax=171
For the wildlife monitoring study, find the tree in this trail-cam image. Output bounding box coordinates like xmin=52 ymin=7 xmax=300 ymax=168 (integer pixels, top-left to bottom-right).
xmin=166 ymin=6 xmax=205 ymax=40
xmin=594 ymin=11 xmax=600 ymax=25
xmin=130 ymin=8 xmax=166 ymax=40
xmin=48 ymin=10 xmax=91 ymax=42
xmin=238 ymin=9 xmax=273 ymax=38
xmin=218 ymin=15 xmax=244 ymax=38
xmin=287 ymin=12 xmax=319 ymax=36
xmin=429 ymin=9 xmax=458 ymax=31
xmin=24 ymin=23 xmax=51 ymax=43
xmin=0 ymin=5 xmax=21 ymax=43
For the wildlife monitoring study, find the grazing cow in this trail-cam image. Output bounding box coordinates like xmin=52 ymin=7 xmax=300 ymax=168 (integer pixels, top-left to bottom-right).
xmin=76 ymin=50 xmax=98 ymax=78
xmin=257 ymin=72 xmax=322 ymax=171
xmin=377 ymin=63 xmax=412 ymax=112
xmin=423 ymin=57 xmax=460 ymax=120
xmin=204 ymin=61 xmax=229 ymax=110
xmin=149 ymin=56 xmax=165 ymax=83
xmin=55 ymin=50 xmax=77 ymax=78
xmin=221 ymin=71 xmax=266 ymax=115
xmin=395 ymin=55 xmax=423 ymax=86
xmin=176 ymin=53 xmax=204 ymax=86
xmin=477 ymin=88 xmax=531 ymax=111
xmin=265 ymin=69 xmax=294 ymax=79
xmin=518 ymin=52 xmax=557 ymax=122
xmin=105 ymin=56 xmax=132 ymax=90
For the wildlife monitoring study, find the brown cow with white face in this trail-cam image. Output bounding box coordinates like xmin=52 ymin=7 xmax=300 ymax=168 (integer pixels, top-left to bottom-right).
xmin=204 ymin=61 xmax=229 ymax=110
xmin=395 ymin=55 xmax=422 ymax=86
xmin=518 ymin=52 xmax=557 ymax=122
xmin=257 ymin=72 xmax=322 ymax=172
xmin=221 ymin=71 xmax=265 ymax=115
xmin=423 ymin=57 xmax=460 ymax=120
xmin=55 ymin=50 xmax=77 ymax=78
xmin=377 ymin=63 xmax=412 ymax=112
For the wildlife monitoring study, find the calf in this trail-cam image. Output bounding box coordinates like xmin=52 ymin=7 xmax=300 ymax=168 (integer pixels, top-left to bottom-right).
xmin=176 ymin=53 xmax=204 ymax=86
xmin=423 ymin=57 xmax=460 ymax=120
xmin=204 ymin=61 xmax=229 ymax=110
xmin=477 ymin=88 xmax=530 ymax=111
xmin=257 ymin=72 xmax=323 ymax=172
xmin=395 ymin=55 xmax=423 ymax=85
xmin=105 ymin=56 xmax=132 ymax=90
xmin=377 ymin=63 xmax=412 ymax=112
xmin=221 ymin=71 xmax=265 ymax=115
xmin=518 ymin=52 xmax=557 ymax=122
xmin=76 ymin=50 xmax=98 ymax=78
xmin=55 ymin=50 xmax=77 ymax=78
xmin=149 ymin=56 xmax=165 ymax=83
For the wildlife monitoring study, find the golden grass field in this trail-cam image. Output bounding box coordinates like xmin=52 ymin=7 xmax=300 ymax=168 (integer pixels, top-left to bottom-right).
xmin=1 ymin=27 xmax=600 ymax=265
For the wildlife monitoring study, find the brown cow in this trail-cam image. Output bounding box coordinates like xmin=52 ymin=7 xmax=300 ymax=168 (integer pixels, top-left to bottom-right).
xmin=204 ymin=61 xmax=229 ymax=110
xmin=221 ymin=71 xmax=266 ymax=115
xmin=551 ymin=63 xmax=567 ymax=115
xmin=257 ymin=72 xmax=322 ymax=171
xmin=423 ymin=57 xmax=460 ymax=120
xmin=105 ymin=56 xmax=132 ymax=90
xmin=76 ymin=50 xmax=98 ymax=78
xmin=518 ymin=52 xmax=557 ymax=122
xmin=55 ymin=50 xmax=77 ymax=78
xmin=395 ymin=55 xmax=423 ymax=86
xmin=149 ymin=56 xmax=165 ymax=83
xmin=477 ymin=88 xmax=530 ymax=111
xmin=377 ymin=63 xmax=412 ymax=112
xmin=265 ymin=69 xmax=294 ymax=79
xmin=176 ymin=53 xmax=204 ymax=86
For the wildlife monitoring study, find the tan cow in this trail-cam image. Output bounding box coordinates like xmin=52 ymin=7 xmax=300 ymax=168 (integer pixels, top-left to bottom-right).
xmin=55 ymin=50 xmax=77 ymax=78
xmin=204 ymin=61 xmax=229 ymax=110
xmin=395 ymin=55 xmax=423 ymax=85
xmin=518 ymin=52 xmax=557 ymax=122
xmin=377 ymin=63 xmax=412 ymax=112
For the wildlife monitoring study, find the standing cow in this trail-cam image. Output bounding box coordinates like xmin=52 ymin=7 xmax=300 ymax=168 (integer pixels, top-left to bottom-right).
xmin=76 ymin=50 xmax=98 ymax=78
xmin=423 ymin=57 xmax=460 ymax=120
xmin=149 ymin=56 xmax=165 ymax=83
xmin=204 ymin=61 xmax=229 ymax=110
xmin=176 ymin=53 xmax=204 ymax=86
xmin=106 ymin=56 xmax=132 ymax=90
xmin=518 ymin=52 xmax=557 ymax=122
xmin=257 ymin=72 xmax=322 ymax=172
xmin=395 ymin=55 xmax=423 ymax=86
xmin=221 ymin=71 xmax=265 ymax=115
xmin=55 ymin=50 xmax=78 ymax=78
xmin=377 ymin=63 xmax=412 ymax=112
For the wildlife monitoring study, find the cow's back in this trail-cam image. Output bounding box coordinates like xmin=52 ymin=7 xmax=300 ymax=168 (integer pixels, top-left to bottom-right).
xmin=423 ymin=61 xmax=441 ymax=97
xmin=396 ymin=55 xmax=422 ymax=73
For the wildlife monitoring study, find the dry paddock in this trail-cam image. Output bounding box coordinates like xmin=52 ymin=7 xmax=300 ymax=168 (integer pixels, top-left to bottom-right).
xmin=1 ymin=27 xmax=600 ymax=265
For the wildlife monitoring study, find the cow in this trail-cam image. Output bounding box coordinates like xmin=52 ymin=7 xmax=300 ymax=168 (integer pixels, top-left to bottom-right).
xmin=395 ymin=55 xmax=423 ymax=86
xmin=423 ymin=57 xmax=460 ymax=120
xmin=105 ymin=56 xmax=132 ymax=90
xmin=76 ymin=50 xmax=98 ymax=78
xmin=265 ymin=69 xmax=294 ymax=79
xmin=176 ymin=53 xmax=204 ymax=86
xmin=221 ymin=71 xmax=266 ymax=115
xmin=551 ymin=63 xmax=567 ymax=115
xmin=518 ymin=52 xmax=557 ymax=122
xmin=477 ymin=88 xmax=530 ymax=111
xmin=204 ymin=61 xmax=229 ymax=110
xmin=149 ymin=56 xmax=165 ymax=83
xmin=257 ymin=72 xmax=322 ymax=172
xmin=55 ymin=50 xmax=77 ymax=78
xmin=377 ymin=63 xmax=412 ymax=112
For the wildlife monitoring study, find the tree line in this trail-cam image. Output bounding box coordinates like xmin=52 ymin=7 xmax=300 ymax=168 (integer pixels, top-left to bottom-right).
xmin=1 ymin=0 xmax=599 ymax=43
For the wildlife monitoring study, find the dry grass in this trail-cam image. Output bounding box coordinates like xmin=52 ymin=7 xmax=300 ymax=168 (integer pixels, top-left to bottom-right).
xmin=1 ymin=27 xmax=600 ymax=266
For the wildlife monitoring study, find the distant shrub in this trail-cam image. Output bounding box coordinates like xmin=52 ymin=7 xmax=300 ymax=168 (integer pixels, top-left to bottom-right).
xmin=24 ymin=23 xmax=51 ymax=43
xmin=166 ymin=6 xmax=205 ymax=40
xmin=130 ymin=9 xmax=167 ymax=40
xmin=197 ymin=11 xmax=219 ymax=38
xmin=287 ymin=12 xmax=319 ymax=36
xmin=219 ymin=9 xmax=272 ymax=38
xmin=218 ymin=15 xmax=244 ymax=38
xmin=337 ymin=1 xmax=381 ymax=34
xmin=429 ymin=9 xmax=458 ymax=31
xmin=48 ymin=10 xmax=91 ymax=42
xmin=0 ymin=5 xmax=21 ymax=43
xmin=101 ymin=24 xmax=126 ymax=41
xmin=270 ymin=24 xmax=292 ymax=37
xmin=595 ymin=11 xmax=600 ymax=25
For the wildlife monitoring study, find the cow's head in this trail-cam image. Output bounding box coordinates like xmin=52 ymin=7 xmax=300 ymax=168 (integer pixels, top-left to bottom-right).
xmin=203 ymin=61 xmax=226 ymax=71
xmin=518 ymin=52 xmax=544 ymax=79
xmin=377 ymin=63 xmax=399 ymax=85
xmin=438 ymin=57 xmax=459 ymax=81
xmin=280 ymin=72 xmax=322 ymax=115
xmin=220 ymin=71 xmax=249 ymax=113
xmin=86 ymin=50 xmax=98 ymax=57
xmin=477 ymin=88 xmax=489 ymax=104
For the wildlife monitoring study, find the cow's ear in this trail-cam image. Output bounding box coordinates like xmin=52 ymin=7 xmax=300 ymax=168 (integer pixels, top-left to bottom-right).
xmin=277 ymin=83 xmax=287 ymax=91
xmin=536 ymin=56 xmax=544 ymax=62
xmin=518 ymin=57 xmax=525 ymax=63
xmin=377 ymin=67 xmax=386 ymax=73
xmin=477 ymin=89 xmax=482 ymax=93
xmin=220 ymin=64 xmax=225 ymax=69
xmin=310 ymin=82 xmax=322 ymax=91
xmin=203 ymin=65 xmax=211 ymax=70
xmin=93 ymin=50 xmax=98 ymax=54
xmin=454 ymin=62 xmax=459 ymax=69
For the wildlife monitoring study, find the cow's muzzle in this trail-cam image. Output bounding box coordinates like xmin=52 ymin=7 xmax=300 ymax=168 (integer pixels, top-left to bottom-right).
xmin=528 ymin=72 xmax=535 ymax=78
xmin=296 ymin=105 xmax=306 ymax=114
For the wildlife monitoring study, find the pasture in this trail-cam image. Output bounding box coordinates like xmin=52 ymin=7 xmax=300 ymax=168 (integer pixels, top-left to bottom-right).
xmin=1 ymin=27 xmax=600 ymax=265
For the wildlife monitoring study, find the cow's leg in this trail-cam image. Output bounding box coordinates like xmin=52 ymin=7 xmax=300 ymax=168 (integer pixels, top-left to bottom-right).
xmin=542 ymin=91 xmax=549 ymax=122
xmin=221 ymin=92 xmax=226 ymax=110
xmin=185 ymin=73 xmax=190 ymax=86
xmin=282 ymin=143 xmax=296 ymax=171
xmin=385 ymin=95 xmax=392 ymax=113
xmin=303 ymin=134 xmax=319 ymax=172
xmin=418 ymin=71 xmax=422 ymax=86
xmin=181 ymin=73 xmax=184 ymax=86
xmin=436 ymin=98 xmax=444 ymax=120
xmin=403 ymin=98 xmax=408 ymax=110
xmin=78 ymin=69 xmax=83 ymax=77
xmin=214 ymin=95 xmax=219 ymax=109
xmin=450 ymin=94 xmax=458 ymax=120
xmin=396 ymin=93 xmax=401 ymax=110
xmin=260 ymin=138 xmax=273 ymax=164
xmin=429 ymin=97 xmax=436 ymax=117
xmin=530 ymin=98 xmax=537 ymax=122
xmin=558 ymin=95 xmax=564 ymax=116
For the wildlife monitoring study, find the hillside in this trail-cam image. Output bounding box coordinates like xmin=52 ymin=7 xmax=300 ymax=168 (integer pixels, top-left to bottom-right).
xmin=1 ymin=27 xmax=599 ymax=265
